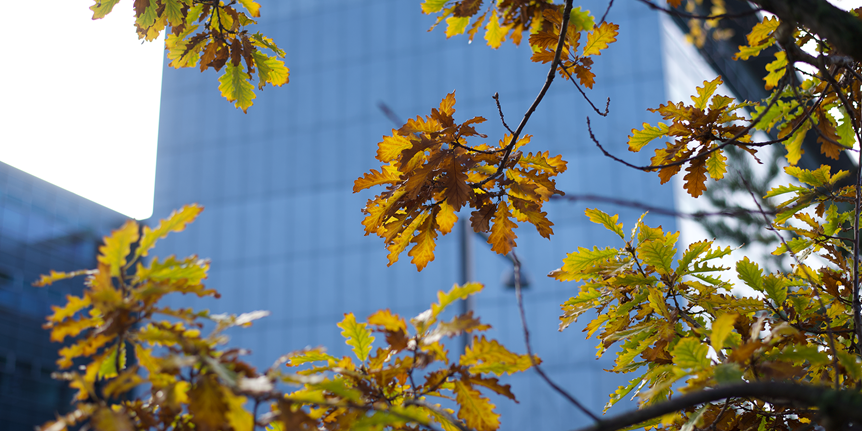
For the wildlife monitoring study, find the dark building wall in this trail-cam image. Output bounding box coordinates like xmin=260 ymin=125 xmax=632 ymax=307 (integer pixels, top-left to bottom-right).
xmin=0 ymin=161 xmax=126 ymax=431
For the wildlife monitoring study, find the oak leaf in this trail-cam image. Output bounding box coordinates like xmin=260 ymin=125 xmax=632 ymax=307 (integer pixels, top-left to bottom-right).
xmin=582 ymin=22 xmax=619 ymax=57
xmin=488 ymin=201 xmax=517 ymax=255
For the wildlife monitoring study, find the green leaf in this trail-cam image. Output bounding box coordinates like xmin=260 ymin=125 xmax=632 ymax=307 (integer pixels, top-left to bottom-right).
xmin=460 ymin=336 xmax=536 ymax=375
xmin=691 ymin=76 xmax=722 ymax=110
xmin=638 ymin=239 xmax=676 ymax=276
xmin=705 ymin=147 xmax=727 ymax=180
xmin=677 ymin=240 xmax=712 ymax=274
xmin=165 ymin=0 xmax=186 ymax=26
xmin=736 ymin=257 xmax=763 ymax=291
xmin=762 ymin=274 xmax=788 ymax=306
xmin=98 ymin=220 xmax=140 ymax=277
xmin=98 ymin=343 xmax=127 ymax=380
xmin=764 ymin=184 xmax=806 ymax=199
xmin=713 ymin=363 xmax=743 ymax=383
xmin=338 ymin=313 xmax=374 ymax=362
xmin=584 ymin=208 xmax=624 ymax=238
xmin=672 ymin=338 xmax=710 ymax=369
xmin=628 ymin=123 xmax=669 ymax=152
xmin=558 ymin=247 xmax=619 ymax=281
xmin=779 ymin=344 xmax=829 ymax=365
xmin=604 ymin=375 xmax=642 ymax=412
xmin=137 ymin=205 xmax=203 ymax=258
xmin=218 ymin=63 xmax=257 ymax=113
xmin=569 ymin=7 xmax=595 ymax=32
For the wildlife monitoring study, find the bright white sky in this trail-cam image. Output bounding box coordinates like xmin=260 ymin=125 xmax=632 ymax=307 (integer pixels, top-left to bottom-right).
xmin=1 ymin=1 xmax=861 ymax=221
xmin=0 ymin=0 xmax=164 ymax=220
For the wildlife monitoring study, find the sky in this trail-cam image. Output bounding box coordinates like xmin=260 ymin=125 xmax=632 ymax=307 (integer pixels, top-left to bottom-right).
xmin=1 ymin=0 xmax=164 ymax=220
xmin=1 ymin=1 xmax=861 ymax=221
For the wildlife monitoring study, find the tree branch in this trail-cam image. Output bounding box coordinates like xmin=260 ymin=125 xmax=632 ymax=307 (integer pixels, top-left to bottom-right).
xmin=750 ymin=0 xmax=862 ymax=63
xmin=572 ymin=382 xmax=862 ymax=431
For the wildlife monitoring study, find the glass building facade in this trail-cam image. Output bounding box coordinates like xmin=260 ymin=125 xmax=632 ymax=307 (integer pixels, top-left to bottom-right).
xmin=0 ymin=161 xmax=126 ymax=430
xmin=152 ymin=1 xmax=715 ymax=428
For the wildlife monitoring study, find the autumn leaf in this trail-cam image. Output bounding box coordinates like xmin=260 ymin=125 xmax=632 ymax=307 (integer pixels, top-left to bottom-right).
xmin=90 ymin=0 xmax=121 ymax=19
xmin=584 ymin=208 xmax=624 ymax=238
xmin=691 ymin=76 xmax=722 ymax=110
xmin=218 ymin=63 xmax=256 ymax=113
xmin=454 ymin=381 xmax=499 ymax=431
xmin=683 ymin=159 xmax=708 ymax=197
xmin=137 ymin=204 xmax=203 ymax=258
xmin=237 ymin=0 xmax=261 ymax=17
xmin=409 ymin=213 xmax=438 ymax=271
xmin=629 ymin=123 xmax=669 ymax=152
xmin=485 ymin=12 xmax=507 ymax=48
xmin=672 ymin=338 xmax=710 ymax=369
xmin=421 ymin=0 xmax=449 ymax=14
xmin=188 ymin=375 xmax=229 ymax=431
xmin=461 ymin=335 xmax=536 ymax=375
xmin=711 ymin=314 xmax=737 ymax=353
xmin=429 ymin=283 xmax=484 ymax=324
xmin=252 ymin=51 xmax=291 ymax=89
xmin=446 ymin=16 xmax=470 ymax=37
xmin=488 ymin=201 xmax=517 ymax=255
xmin=582 ymin=22 xmax=619 ymax=57
xmin=98 ymin=220 xmax=139 ymax=277
xmin=338 ymin=313 xmax=375 ymax=362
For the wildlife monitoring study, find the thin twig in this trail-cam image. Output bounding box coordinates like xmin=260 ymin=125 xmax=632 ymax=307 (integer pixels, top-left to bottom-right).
xmin=510 ymin=249 xmax=600 ymax=423
xmin=493 ymin=93 xmax=515 ymax=134
xmin=550 ymin=194 xmax=774 ymax=219
xmin=476 ymin=0 xmax=576 ymax=188
xmin=560 ymin=65 xmax=610 ymax=116
xmin=599 ymin=0 xmax=614 ymax=25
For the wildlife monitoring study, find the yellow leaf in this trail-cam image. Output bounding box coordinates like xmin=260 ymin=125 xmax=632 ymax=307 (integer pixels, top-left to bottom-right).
xmin=763 ymin=51 xmax=787 ymax=90
xmin=338 ymin=313 xmax=375 ymax=362
xmin=224 ymin=389 xmax=254 ymax=431
xmin=237 ymin=0 xmax=261 ymax=17
xmin=98 ymin=220 xmax=139 ymax=277
xmin=436 ymin=201 xmax=458 ymax=235
xmin=430 ymin=283 xmax=484 ymax=324
xmin=189 ymin=375 xmax=229 ymax=431
xmin=218 ymin=63 xmax=257 ymax=113
xmin=747 ymin=16 xmax=780 ymax=46
xmin=691 ymin=76 xmax=723 ymax=110
xmin=164 ymin=0 xmax=185 ymax=26
xmin=584 ymin=208 xmax=624 ymax=239
xmin=137 ymin=205 xmax=203 ymax=258
xmin=446 ymin=16 xmax=470 ymax=37
xmin=367 ymin=309 xmax=409 ymax=333
xmin=488 ymin=201 xmax=517 ymax=255
xmin=705 ymin=146 xmax=727 ymax=180
xmin=251 ymin=51 xmax=290 ymax=89
xmin=90 ymin=0 xmax=121 ymax=19
xmin=484 ymin=12 xmax=507 ymax=49
xmin=460 ymin=335 xmax=536 ymax=375
xmin=710 ymin=314 xmax=737 ymax=353
xmin=582 ymin=22 xmax=619 ymax=57
xmin=672 ymin=337 xmax=710 ymax=369
xmin=91 ymin=406 xmax=133 ymax=431
xmin=354 ymin=165 xmax=401 ymax=192
xmin=454 ymin=381 xmax=499 ymax=431
xmin=46 ymin=295 xmax=91 ymax=323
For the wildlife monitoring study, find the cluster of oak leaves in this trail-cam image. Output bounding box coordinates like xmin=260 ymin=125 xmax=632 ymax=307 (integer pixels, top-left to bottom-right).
xmin=34 ymin=0 xmax=862 ymax=430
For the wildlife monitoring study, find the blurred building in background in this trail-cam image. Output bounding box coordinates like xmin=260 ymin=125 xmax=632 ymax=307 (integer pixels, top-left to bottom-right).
xmin=0 ymin=161 xmax=126 ymax=430
xmin=150 ymin=1 xmax=730 ymax=428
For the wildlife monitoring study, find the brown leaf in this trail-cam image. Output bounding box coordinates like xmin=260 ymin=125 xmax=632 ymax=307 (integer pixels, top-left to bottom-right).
xmin=470 ymin=204 xmax=496 ymax=233
xmin=682 ymin=158 xmax=708 ymax=197
xmin=453 ymin=0 xmax=483 ymax=17
xmin=444 ymin=156 xmax=473 ymax=211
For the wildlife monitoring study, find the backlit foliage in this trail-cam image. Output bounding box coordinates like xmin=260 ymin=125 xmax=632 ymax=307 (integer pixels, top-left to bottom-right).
xmin=356 ymin=93 xmax=567 ymax=270
xmin=36 ymin=207 xmax=534 ymax=431
xmin=90 ymin=0 xmax=288 ymax=112
xmin=43 ymin=0 xmax=862 ymax=430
